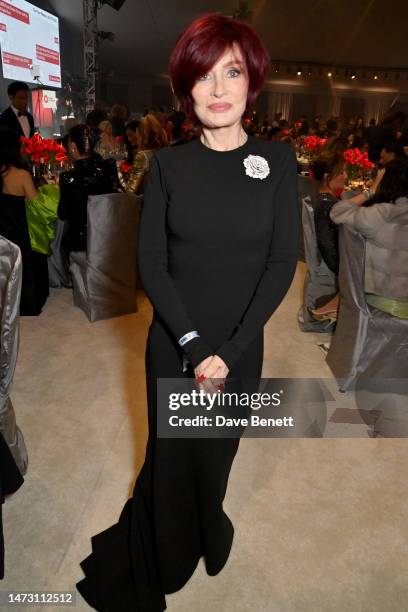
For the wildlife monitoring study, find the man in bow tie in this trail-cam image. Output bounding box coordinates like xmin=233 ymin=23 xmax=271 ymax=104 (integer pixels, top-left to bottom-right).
xmin=0 ymin=81 xmax=35 ymax=138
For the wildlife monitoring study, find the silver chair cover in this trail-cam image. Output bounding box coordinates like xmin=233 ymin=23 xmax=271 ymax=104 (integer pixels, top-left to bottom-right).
xmin=326 ymin=225 xmax=408 ymax=391
xmin=69 ymin=193 xmax=142 ymax=322
xmin=297 ymin=175 xmax=318 ymax=263
xmin=299 ymin=197 xmax=337 ymax=332
xmin=48 ymin=219 xmax=72 ymax=288
xmin=0 ymin=236 xmax=28 ymax=475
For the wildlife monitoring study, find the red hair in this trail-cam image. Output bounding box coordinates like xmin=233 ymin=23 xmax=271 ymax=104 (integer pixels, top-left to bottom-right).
xmin=168 ymin=13 xmax=270 ymax=123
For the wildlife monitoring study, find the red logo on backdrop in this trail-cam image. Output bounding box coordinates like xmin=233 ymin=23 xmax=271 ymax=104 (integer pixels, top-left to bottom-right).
xmin=0 ymin=0 xmax=30 ymax=24
xmin=2 ymin=51 xmax=32 ymax=68
xmin=36 ymin=44 xmax=59 ymax=66
xmin=49 ymin=75 xmax=60 ymax=82
xmin=0 ymin=22 xmax=6 ymax=31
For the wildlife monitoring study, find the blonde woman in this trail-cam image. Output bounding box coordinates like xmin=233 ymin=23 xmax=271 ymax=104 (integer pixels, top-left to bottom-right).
xmin=118 ymin=113 xmax=168 ymax=194
xmin=95 ymin=119 xmax=125 ymax=160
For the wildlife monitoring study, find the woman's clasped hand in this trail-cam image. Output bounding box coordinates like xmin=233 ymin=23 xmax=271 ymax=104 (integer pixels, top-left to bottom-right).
xmin=194 ymin=355 xmax=229 ymax=394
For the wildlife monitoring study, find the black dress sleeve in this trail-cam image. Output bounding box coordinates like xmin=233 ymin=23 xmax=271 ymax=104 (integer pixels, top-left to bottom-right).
xmin=314 ymin=200 xmax=339 ymax=275
xmin=57 ymin=172 xmax=76 ymax=221
xmin=138 ymin=154 xmax=213 ymax=369
xmin=215 ymin=146 xmax=299 ymax=371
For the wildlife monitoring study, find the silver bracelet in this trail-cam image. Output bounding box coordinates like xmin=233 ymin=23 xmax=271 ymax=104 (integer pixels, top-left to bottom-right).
xmin=178 ymin=330 xmax=200 ymax=347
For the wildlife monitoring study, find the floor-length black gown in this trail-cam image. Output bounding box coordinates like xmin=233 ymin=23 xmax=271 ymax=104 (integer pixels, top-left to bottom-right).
xmin=0 ymin=193 xmax=48 ymax=315
xmin=76 ymin=135 xmax=298 ymax=611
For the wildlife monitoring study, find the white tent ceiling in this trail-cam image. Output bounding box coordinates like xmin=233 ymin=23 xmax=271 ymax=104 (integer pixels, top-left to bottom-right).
xmin=42 ymin=0 xmax=408 ymax=79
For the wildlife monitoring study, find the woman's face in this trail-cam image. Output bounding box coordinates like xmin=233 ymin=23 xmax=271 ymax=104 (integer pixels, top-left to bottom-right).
xmin=379 ymin=148 xmax=395 ymax=166
xmin=99 ymin=122 xmax=113 ymax=138
xmin=126 ymin=128 xmax=139 ymax=146
xmin=68 ymin=138 xmax=80 ymax=160
xmin=190 ymin=43 xmax=249 ymax=129
xmin=328 ymin=167 xmax=347 ymax=192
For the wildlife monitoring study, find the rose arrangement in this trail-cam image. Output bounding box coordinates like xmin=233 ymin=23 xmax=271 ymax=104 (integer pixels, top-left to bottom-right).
xmin=343 ymin=148 xmax=374 ymax=169
xmin=343 ymin=148 xmax=374 ymax=181
xmin=303 ymin=136 xmax=327 ymax=152
xmin=21 ymin=134 xmax=68 ymax=165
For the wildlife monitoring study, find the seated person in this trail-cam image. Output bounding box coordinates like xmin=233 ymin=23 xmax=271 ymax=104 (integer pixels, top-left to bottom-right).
xmin=330 ymin=160 xmax=408 ymax=319
xmin=0 ymin=127 xmax=58 ymax=315
xmin=95 ymin=120 xmax=126 ymax=160
xmin=378 ymin=140 xmax=408 ymax=168
xmin=118 ymin=113 xmax=168 ymax=194
xmin=58 ymin=124 xmax=118 ymax=254
xmin=310 ymin=152 xmax=383 ymax=319
xmin=311 ymin=153 xmax=348 ymax=279
xmin=123 ymin=118 xmax=139 ymax=164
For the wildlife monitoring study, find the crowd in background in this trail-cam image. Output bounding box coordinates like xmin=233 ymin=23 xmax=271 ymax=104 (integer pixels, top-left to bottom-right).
xmin=79 ymin=102 xmax=408 ymax=161
xmin=1 ymin=83 xmax=408 ymax=322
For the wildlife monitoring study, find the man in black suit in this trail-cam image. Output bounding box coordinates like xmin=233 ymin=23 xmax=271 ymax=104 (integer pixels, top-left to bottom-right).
xmin=0 ymin=81 xmax=35 ymax=138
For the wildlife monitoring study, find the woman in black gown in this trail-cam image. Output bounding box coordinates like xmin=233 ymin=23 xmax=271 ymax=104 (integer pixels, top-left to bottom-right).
xmin=0 ymin=128 xmax=48 ymax=315
xmin=77 ymin=14 xmax=298 ymax=610
xmin=58 ymin=124 xmax=118 ymax=255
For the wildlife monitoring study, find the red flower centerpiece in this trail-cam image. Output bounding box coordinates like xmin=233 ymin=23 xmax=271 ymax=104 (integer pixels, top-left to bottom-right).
xmin=343 ymin=148 xmax=374 ymax=182
xmin=303 ymin=135 xmax=327 ymax=152
xmin=301 ymin=135 xmax=327 ymax=162
xmin=21 ymin=133 xmax=68 ymax=166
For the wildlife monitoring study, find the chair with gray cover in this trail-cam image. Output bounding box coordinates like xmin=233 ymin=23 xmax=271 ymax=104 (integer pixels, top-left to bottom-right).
xmin=297 ymin=174 xmax=318 ymax=263
xmin=0 ymin=235 xmax=28 ymax=476
xmin=69 ymin=193 xmax=142 ymax=322
xmin=48 ymin=219 xmax=72 ymax=288
xmin=299 ymin=197 xmax=337 ymax=332
xmin=326 ymin=225 xmax=408 ymax=391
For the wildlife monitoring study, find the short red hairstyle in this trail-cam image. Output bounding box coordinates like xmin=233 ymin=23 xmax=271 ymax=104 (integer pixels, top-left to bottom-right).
xmin=168 ymin=13 xmax=270 ymax=123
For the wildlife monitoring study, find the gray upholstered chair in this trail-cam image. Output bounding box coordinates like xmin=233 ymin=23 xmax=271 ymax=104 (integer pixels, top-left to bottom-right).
xmin=69 ymin=193 xmax=142 ymax=322
xmin=297 ymin=175 xmax=319 ymax=263
xmin=298 ymin=197 xmax=337 ymax=332
xmin=48 ymin=219 xmax=72 ymax=288
xmin=0 ymin=235 xmax=28 ymax=476
xmin=326 ymin=225 xmax=408 ymax=391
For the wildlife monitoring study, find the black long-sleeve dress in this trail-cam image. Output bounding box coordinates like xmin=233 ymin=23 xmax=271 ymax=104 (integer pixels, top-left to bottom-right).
xmin=76 ymin=134 xmax=298 ymax=611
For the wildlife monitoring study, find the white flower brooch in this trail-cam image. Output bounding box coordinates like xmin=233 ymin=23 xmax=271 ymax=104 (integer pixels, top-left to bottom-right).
xmin=243 ymin=154 xmax=270 ymax=180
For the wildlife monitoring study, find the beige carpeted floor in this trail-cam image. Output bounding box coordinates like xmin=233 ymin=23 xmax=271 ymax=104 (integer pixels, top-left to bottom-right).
xmin=2 ymin=263 xmax=408 ymax=611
